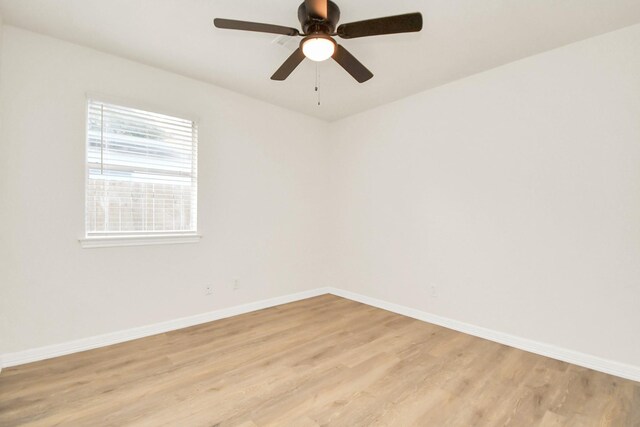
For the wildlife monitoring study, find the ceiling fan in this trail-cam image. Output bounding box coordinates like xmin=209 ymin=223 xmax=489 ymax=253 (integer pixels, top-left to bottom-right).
xmin=214 ymin=0 xmax=422 ymax=83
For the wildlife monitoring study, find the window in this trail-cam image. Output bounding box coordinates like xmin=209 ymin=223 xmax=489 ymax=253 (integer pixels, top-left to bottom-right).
xmin=84 ymin=99 xmax=198 ymax=246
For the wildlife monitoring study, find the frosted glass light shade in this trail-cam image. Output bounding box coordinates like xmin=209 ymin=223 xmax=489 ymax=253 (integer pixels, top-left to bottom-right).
xmin=302 ymin=37 xmax=335 ymax=62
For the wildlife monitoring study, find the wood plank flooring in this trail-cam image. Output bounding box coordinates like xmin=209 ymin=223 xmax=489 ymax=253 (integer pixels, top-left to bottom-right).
xmin=1 ymin=295 xmax=638 ymax=426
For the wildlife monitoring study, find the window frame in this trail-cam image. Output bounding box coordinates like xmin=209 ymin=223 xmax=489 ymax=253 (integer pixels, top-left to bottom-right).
xmin=80 ymin=94 xmax=201 ymax=248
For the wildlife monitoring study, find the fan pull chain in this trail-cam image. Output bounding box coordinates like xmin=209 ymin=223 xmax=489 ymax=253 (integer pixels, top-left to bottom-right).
xmin=315 ymin=63 xmax=321 ymax=106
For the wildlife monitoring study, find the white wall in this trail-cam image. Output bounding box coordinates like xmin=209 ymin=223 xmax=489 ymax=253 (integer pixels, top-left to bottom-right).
xmin=328 ymin=24 xmax=640 ymax=367
xmin=2 ymin=21 xmax=639 ymax=373
xmin=0 ymin=13 xmax=3 ymax=214
xmin=0 ymin=27 xmax=330 ymax=355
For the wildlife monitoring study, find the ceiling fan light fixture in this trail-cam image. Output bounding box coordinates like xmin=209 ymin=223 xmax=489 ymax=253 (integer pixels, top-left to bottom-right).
xmin=214 ymin=1 xmax=423 ymax=83
xmin=302 ymin=36 xmax=335 ymax=61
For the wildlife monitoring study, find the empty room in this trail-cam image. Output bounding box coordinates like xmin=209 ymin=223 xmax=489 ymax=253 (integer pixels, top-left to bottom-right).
xmin=0 ymin=0 xmax=639 ymax=425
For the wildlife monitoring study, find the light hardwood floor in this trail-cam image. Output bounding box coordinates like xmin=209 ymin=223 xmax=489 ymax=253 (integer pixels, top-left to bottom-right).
xmin=1 ymin=295 xmax=638 ymax=426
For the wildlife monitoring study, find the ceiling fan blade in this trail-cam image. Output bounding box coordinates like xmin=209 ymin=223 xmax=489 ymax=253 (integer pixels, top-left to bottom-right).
xmin=337 ymin=12 xmax=422 ymax=39
xmin=214 ymin=18 xmax=300 ymax=36
xmin=305 ymin=0 xmax=328 ymax=20
xmin=332 ymin=45 xmax=373 ymax=83
xmin=271 ymin=48 xmax=306 ymax=81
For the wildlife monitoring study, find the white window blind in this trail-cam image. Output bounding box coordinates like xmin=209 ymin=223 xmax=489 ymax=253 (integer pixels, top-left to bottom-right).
xmin=85 ymin=99 xmax=198 ymax=238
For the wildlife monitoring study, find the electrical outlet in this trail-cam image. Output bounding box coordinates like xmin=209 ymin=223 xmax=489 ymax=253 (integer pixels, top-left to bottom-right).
xmin=430 ymin=285 xmax=438 ymax=298
xmin=233 ymin=279 xmax=239 ymax=291
xmin=205 ymin=285 xmax=213 ymax=295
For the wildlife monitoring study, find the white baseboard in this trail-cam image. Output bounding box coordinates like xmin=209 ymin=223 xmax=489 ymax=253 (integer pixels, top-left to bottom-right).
xmin=326 ymin=287 xmax=640 ymax=383
xmin=0 ymin=287 xmax=331 ymax=369
xmin=2 ymin=286 xmax=638 ymax=383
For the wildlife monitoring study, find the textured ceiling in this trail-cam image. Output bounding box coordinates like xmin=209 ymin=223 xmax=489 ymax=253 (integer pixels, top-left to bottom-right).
xmin=1 ymin=0 xmax=640 ymax=121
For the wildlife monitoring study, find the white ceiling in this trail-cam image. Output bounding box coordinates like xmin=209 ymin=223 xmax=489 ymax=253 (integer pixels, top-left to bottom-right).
xmin=1 ymin=0 xmax=640 ymax=121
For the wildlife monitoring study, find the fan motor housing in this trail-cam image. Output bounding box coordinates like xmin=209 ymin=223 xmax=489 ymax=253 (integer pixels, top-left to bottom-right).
xmin=298 ymin=1 xmax=341 ymax=34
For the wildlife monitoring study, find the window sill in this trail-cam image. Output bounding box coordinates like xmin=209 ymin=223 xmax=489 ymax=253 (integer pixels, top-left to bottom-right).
xmin=79 ymin=234 xmax=201 ymax=249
